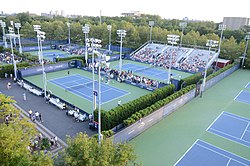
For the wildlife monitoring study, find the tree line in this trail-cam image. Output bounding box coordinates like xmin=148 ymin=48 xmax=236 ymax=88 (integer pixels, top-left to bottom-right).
xmin=0 ymin=12 xmax=249 ymax=60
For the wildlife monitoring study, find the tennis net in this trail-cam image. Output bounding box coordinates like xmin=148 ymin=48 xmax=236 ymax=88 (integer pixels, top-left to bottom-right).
xmin=65 ymin=81 xmax=96 ymax=91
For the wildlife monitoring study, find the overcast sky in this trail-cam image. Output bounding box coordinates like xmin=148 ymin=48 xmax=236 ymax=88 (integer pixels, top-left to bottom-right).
xmin=1 ymin=0 xmax=250 ymax=23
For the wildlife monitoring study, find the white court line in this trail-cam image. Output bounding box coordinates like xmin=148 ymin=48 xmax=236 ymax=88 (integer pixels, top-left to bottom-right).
xmin=196 ymin=142 xmax=249 ymax=166
xmin=223 ymin=112 xmax=250 ymax=123
xmin=174 ymin=140 xmax=198 ymax=166
xmin=240 ymin=122 xmax=250 ymax=140
xmin=208 ymin=128 xmax=250 ymax=145
xmin=245 ymin=81 xmax=250 ymax=88
xmin=48 ymin=74 xmax=80 ymax=82
xmin=226 ymin=158 xmax=231 ymax=166
xmin=206 ymin=111 xmax=224 ymax=131
xmin=197 ymin=140 xmax=249 ymax=166
xmin=234 ymin=90 xmax=243 ymax=101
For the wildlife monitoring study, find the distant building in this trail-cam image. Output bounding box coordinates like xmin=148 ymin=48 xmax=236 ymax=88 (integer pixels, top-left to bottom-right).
xmin=121 ymin=11 xmax=141 ymax=17
xmin=223 ymin=17 xmax=250 ymax=30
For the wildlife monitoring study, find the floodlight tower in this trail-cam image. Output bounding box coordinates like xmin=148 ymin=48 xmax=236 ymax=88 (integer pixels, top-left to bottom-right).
xmin=200 ymin=40 xmax=218 ymax=97
xmin=34 ymin=25 xmax=47 ymax=98
xmin=14 ymin=23 xmax=22 ymax=54
xmin=215 ymin=24 xmax=226 ymax=70
xmin=66 ymin=22 xmax=71 ymax=45
xmin=179 ymin=22 xmax=187 ymax=47
xmin=107 ymin=25 xmax=112 ymax=52
xmin=117 ymin=29 xmax=126 ymax=74
xmin=86 ymin=38 xmax=102 ymax=124
xmin=0 ymin=20 xmax=8 ymax=48
xmin=82 ymin=24 xmax=90 ymax=65
xmin=167 ymin=34 xmax=180 ymax=84
xmin=242 ymin=33 xmax=250 ymax=68
xmin=6 ymin=27 xmax=18 ymax=80
xmin=34 ymin=25 xmax=42 ymax=63
xmin=10 ymin=21 xmax=16 ymax=46
xmin=149 ymin=21 xmax=154 ymax=42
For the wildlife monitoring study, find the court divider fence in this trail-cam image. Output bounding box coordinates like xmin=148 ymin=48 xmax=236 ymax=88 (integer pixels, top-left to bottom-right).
xmin=112 ymin=64 xmax=240 ymax=143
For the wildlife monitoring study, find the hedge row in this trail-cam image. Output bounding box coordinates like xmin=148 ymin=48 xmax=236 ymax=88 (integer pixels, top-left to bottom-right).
xmin=55 ymin=55 xmax=85 ymax=62
xmin=243 ymin=58 xmax=250 ymax=70
xmin=123 ymin=84 xmax=196 ymax=126
xmin=94 ymin=84 xmax=175 ymax=130
xmin=179 ymin=68 xmax=213 ymax=87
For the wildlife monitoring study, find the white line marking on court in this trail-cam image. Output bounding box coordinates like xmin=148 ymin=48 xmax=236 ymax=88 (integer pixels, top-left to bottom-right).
xmin=234 ymin=90 xmax=243 ymax=101
xmin=174 ymin=140 xmax=198 ymax=166
xmin=148 ymin=118 xmax=153 ymax=122
xmin=128 ymin=130 xmax=134 ymax=135
xmin=223 ymin=112 xmax=250 ymax=123
xmin=245 ymin=81 xmax=250 ymax=88
xmin=206 ymin=111 xmax=224 ymax=131
xmin=226 ymin=158 xmax=231 ymax=166
xmin=196 ymin=143 xmax=249 ymax=166
xmin=197 ymin=140 xmax=249 ymax=166
xmin=240 ymin=122 xmax=250 ymax=140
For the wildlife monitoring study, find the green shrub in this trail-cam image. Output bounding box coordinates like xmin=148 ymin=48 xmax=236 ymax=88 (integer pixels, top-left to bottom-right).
xmin=40 ymin=138 xmax=51 ymax=150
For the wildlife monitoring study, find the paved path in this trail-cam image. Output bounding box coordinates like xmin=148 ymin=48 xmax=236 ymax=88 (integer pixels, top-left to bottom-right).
xmin=0 ymin=78 xmax=96 ymax=142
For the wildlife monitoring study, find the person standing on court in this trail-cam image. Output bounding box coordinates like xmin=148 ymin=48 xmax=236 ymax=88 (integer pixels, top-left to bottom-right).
xmin=118 ymin=100 xmax=121 ymax=106
xmin=68 ymin=70 xmax=70 ymax=75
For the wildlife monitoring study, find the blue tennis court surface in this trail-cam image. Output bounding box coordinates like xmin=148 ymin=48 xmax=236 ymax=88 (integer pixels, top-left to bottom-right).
xmin=234 ymin=90 xmax=250 ymax=105
xmin=115 ymin=63 xmax=178 ymax=81
xmin=175 ymin=140 xmax=249 ymax=166
xmin=207 ymin=112 xmax=250 ymax=147
xmin=49 ymin=74 xmax=128 ymax=104
xmin=245 ymin=82 xmax=250 ymax=89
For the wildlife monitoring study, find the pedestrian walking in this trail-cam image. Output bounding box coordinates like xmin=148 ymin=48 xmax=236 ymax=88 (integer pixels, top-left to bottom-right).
xmin=5 ymin=73 xmax=8 ymax=79
xmin=39 ymin=113 xmax=43 ymax=122
xmin=31 ymin=114 xmax=36 ymax=122
xmin=23 ymin=93 xmax=27 ymax=101
xmin=28 ymin=109 xmax=32 ymax=118
xmin=54 ymin=136 xmax=58 ymax=146
xmin=35 ymin=111 xmax=39 ymax=121
xmin=7 ymin=82 xmax=11 ymax=90
xmin=10 ymin=73 xmax=13 ymax=79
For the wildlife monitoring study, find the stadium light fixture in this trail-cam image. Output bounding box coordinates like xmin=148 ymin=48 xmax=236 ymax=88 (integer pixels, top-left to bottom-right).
xmin=167 ymin=34 xmax=180 ymax=84
xmin=34 ymin=25 xmax=47 ymax=98
xmin=5 ymin=27 xmax=18 ymax=80
xmin=200 ymin=40 xmax=218 ymax=97
xmin=0 ymin=20 xmax=8 ymax=48
xmin=149 ymin=21 xmax=154 ymax=42
xmin=215 ymin=24 xmax=226 ymax=71
xmin=242 ymin=33 xmax=250 ymax=68
xmin=179 ymin=22 xmax=187 ymax=47
xmin=86 ymin=38 xmax=102 ymax=131
xmin=66 ymin=22 xmax=71 ymax=45
xmin=14 ymin=23 xmax=22 ymax=54
xmin=117 ymin=29 xmax=126 ymax=74
xmin=33 ymin=25 xmax=42 ymax=63
xmin=107 ymin=25 xmax=112 ymax=52
xmin=82 ymin=24 xmax=90 ymax=65
xmin=10 ymin=21 xmax=16 ymax=46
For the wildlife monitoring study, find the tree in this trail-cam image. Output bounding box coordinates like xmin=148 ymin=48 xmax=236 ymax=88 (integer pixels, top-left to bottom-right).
xmin=54 ymin=132 xmax=136 ymax=166
xmin=0 ymin=94 xmax=53 ymax=166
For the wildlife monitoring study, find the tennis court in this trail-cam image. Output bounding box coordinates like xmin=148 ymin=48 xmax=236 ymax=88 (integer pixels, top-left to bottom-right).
xmin=29 ymin=50 xmax=75 ymax=61
xmin=234 ymin=90 xmax=250 ymax=105
xmin=115 ymin=63 xmax=178 ymax=81
xmin=175 ymin=140 xmax=249 ymax=166
xmin=207 ymin=112 xmax=250 ymax=147
xmin=49 ymin=74 xmax=129 ymax=104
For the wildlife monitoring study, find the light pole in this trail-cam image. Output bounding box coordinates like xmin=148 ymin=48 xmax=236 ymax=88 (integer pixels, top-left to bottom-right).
xmin=10 ymin=21 xmax=16 ymax=47
xmin=86 ymin=38 xmax=102 ymax=124
xmin=66 ymin=22 xmax=71 ymax=45
xmin=94 ymin=51 xmax=109 ymax=145
xmin=34 ymin=25 xmax=47 ymax=98
xmin=200 ymin=40 xmax=218 ymax=97
xmin=0 ymin=20 xmax=8 ymax=48
xmin=6 ymin=27 xmax=18 ymax=80
xmin=179 ymin=22 xmax=187 ymax=47
xmin=34 ymin=25 xmax=42 ymax=63
xmin=215 ymin=24 xmax=226 ymax=70
xmin=107 ymin=25 xmax=112 ymax=52
xmin=167 ymin=34 xmax=180 ymax=84
xmin=241 ymin=33 xmax=250 ymax=68
xmin=82 ymin=24 xmax=90 ymax=65
xmin=14 ymin=23 xmax=22 ymax=54
xmin=149 ymin=21 xmax=154 ymax=42
xmin=117 ymin=29 xmax=126 ymax=74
